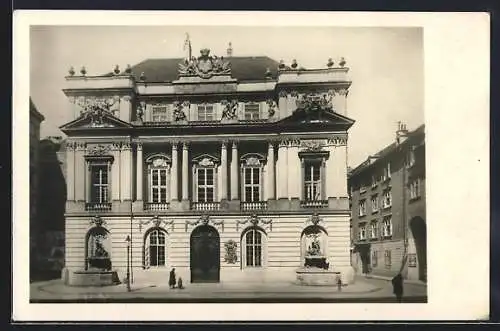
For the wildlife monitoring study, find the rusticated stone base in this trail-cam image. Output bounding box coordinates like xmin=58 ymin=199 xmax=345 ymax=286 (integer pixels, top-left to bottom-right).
xmin=296 ymin=267 xmax=341 ymax=286
xmin=65 ymin=269 xmax=121 ymax=287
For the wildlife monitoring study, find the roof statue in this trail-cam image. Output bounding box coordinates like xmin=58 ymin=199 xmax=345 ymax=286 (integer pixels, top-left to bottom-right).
xmin=178 ymin=48 xmax=231 ymax=79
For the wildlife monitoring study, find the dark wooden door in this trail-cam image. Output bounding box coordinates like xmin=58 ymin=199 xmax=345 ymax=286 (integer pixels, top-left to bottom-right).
xmin=190 ymin=225 xmax=220 ymax=283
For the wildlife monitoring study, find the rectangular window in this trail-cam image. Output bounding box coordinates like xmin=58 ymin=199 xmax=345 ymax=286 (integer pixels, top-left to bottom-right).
xmin=382 ymin=190 xmax=392 ymax=208
xmin=372 ymin=250 xmax=378 ymax=267
xmin=382 ymin=162 xmax=391 ymax=181
xmin=151 ymin=105 xmax=168 ymax=122
xmin=384 ymin=250 xmax=391 ymax=268
xmin=304 ymin=160 xmax=322 ymax=201
xmin=244 ymin=103 xmax=260 ymax=120
xmin=406 ymin=148 xmax=416 ymax=168
xmin=359 ymin=223 xmax=367 ymax=240
xmin=197 ymin=168 xmax=215 ymax=202
xmin=359 ymin=199 xmax=366 ymax=217
xmin=244 ymin=167 xmax=261 ymax=202
xmin=370 ymin=222 xmax=378 ymax=239
xmin=371 ymin=195 xmax=378 ymax=213
xmin=371 ymin=175 xmax=378 ymax=187
xmin=383 ymin=216 xmax=393 ymax=237
xmin=409 ymin=179 xmax=421 ymax=200
xmin=150 ymin=169 xmax=168 ymax=203
xmin=197 ymin=104 xmax=214 ymax=121
xmin=90 ymin=165 xmax=108 ymax=203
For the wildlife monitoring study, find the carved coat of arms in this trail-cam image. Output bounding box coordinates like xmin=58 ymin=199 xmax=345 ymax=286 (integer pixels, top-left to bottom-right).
xmin=178 ymin=48 xmax=231 ymax=79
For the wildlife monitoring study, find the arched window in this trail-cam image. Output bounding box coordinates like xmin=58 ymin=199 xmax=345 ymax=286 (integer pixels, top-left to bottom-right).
xmin=86 ymin=227 xmax=112 ymax=271
xmin=241 ymin=227 xmax=266 ymax=267
xmin=144 ymin=228 xmax=167 ymax=268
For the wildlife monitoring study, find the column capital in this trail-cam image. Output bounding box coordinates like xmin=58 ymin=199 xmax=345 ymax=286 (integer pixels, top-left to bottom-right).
xmin=121 ymin=142 xmax=132 ymax=151
xmin=231 ymin=140 xmax=239 ymax=148
xmin=75 ymin=142 xmax=87 ymax=151
xmin=136 ymin=142 xmax=143 ymax=150
xmin=111 ymin=142 xmax=121 ymax=151
xmin=221 ymin=140 xmax=229 ymax=149
xmin=172 ymin=142 xmax=179 ymax=150
xmin=66 ymin=141 xmax=76 ymax=151
xmin=182 ymin=141 xmax=190 ymax=150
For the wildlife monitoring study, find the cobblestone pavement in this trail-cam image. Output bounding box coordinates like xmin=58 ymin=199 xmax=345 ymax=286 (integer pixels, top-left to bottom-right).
xmin=29 ymin=275 xmax=427 ymax=303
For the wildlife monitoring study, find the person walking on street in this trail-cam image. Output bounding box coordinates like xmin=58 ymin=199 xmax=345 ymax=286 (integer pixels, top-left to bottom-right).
xmin=391 ymin=273 xmax=404 ymax=303
xmin=169 ymin=268 xmax=177 ymax=289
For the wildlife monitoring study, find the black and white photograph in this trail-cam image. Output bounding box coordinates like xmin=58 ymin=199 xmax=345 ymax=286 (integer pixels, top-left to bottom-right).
xmin=14 ymin=11 xmax=489 ymax=321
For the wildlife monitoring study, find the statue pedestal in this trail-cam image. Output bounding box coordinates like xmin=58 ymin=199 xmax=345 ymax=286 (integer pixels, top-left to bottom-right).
xmin=296 ymin=267 xmax=341 ymax=286
xmin=67 ymin=269 xmax=121 ymax=287
xmin=304 ymin=256 xmax=329 ymax=269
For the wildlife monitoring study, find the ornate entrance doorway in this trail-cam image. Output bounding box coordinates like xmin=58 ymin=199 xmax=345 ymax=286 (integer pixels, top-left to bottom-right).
xmin=190 ymin=225 xmax=220 ymax=283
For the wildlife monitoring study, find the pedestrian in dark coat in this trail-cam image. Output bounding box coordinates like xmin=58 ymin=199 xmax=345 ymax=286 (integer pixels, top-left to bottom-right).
xmin=169 ymin=268 xmax=176 ymax=289
xmin=391 ymin=273 xmax=404 ymax=303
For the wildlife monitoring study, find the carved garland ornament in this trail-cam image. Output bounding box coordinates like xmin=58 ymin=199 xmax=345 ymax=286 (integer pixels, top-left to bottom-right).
xmin=236 ymin=214 xmax=273 ymax=232
xmin=139 ymin=215 xmax=174 ymax=233
xmin=185 ymin=214 xmax=225 ymax=232
xmin=89 ymin=215 xmax=107 ymax=228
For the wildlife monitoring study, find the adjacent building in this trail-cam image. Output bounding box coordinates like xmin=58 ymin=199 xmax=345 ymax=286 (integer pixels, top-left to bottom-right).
xmin=29 ymin=98 xmax=45 ymax=277
xmin=60 ymin=37 xmax=356 ymax=285
xmin=38 ymin=136 xmax=67 ymax=273
xmin=348 ymin=123 xmax=426 ymax=282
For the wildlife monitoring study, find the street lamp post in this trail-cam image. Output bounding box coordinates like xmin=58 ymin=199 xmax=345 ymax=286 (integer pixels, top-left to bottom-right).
xmin=125 ymin=235 xmax=131 ymax=292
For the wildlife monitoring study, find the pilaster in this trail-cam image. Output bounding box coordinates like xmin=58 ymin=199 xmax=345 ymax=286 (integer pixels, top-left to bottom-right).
xmin=182 ymin=142 xmax=189 ymax=201
xmin=136 ymin=142 xmax=143 ymax=201
xmin=111 ymin=143 xmax=121 ymax=201
xmin=120 ymin=142 xmax=132 ymax=200
xmin=170 ymin=143 xmax=179 ymax=202
xmin=74 ymin=142 xmax=86 ymax=201
xmin=66 ymin=141 xmax=76 ymax=201
xmin=230 ymin=141 xmax=239 ymax=200
xmin=220 ymin=141 xmax=228 ymax=200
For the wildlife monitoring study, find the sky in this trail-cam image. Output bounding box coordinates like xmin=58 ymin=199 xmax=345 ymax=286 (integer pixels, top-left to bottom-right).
xmin=30 ymin=25 xmax=423 ymax=167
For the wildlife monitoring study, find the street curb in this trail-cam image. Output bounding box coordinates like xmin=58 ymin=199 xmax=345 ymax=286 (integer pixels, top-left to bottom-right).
xmin=363 ymin=275 xmax=427 ymax=286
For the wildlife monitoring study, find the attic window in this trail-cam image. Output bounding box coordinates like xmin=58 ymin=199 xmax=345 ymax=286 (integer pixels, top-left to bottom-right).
xmin=151 ymin=105 xmax=168 ymax=122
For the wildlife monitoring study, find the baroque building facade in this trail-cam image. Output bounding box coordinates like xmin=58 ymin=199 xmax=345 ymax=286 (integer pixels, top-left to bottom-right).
xmin=60 ymin=40 xmax=355 ymax=285
xmin=349 ymin=123 xmax=426 ymax=282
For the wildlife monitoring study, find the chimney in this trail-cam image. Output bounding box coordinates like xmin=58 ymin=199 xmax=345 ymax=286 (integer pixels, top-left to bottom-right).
xmin=227 ymin=42 xmax=233 ymax=57
xmin=396 ymin=121 xmax=409 ymax=145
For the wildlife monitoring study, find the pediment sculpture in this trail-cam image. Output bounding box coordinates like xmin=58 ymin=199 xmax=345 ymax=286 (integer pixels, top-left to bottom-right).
xmin=295 ymin=93 xmax=333 ymax=115
xmin=77 ymin=98 xmax=117 ymax=127
xmin=178 ymin=48 xmax=231 ymax=79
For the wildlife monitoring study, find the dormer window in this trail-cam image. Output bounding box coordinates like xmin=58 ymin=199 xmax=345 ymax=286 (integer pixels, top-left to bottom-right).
xmin=240 ymin=154 xmax=265 ymax=202
xmin=192 ymin=154 xmax=219 ymax=203
xmin=244 ymin=102 xmax=260 ymax=121
xmin=197 ymin=103 xmax=214 ymax=121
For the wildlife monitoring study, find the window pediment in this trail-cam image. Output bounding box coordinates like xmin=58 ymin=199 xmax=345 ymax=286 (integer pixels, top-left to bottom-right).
xmin=145 ymin=154 xmax=171 ymax=167
xmin=192 ymin=154 xmax=219 ymax=167
xmin=240 ymin=153 xmax=265 ymax=167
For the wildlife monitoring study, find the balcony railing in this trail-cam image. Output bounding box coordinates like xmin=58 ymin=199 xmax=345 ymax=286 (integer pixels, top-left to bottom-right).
xmin=144 ymin=202 xmax=170 ymax=211
xmin=85 ymin=202 xmax=112 ymax=212
xmin=300 ymin=200 xmax=328 ymax=208
xmin=241 ymin=201 xmax=268 ymax=211
xmin=191 ymin=202 xmax=221 ymax=211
